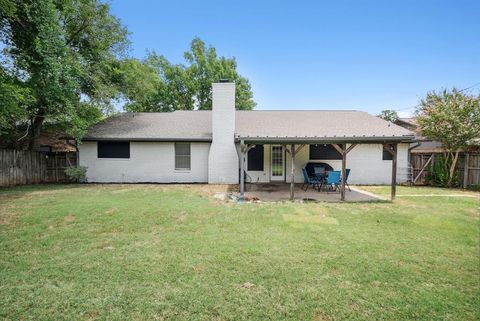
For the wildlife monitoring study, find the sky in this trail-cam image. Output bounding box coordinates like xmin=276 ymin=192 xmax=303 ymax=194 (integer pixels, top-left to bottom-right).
xmin=110 ymin=0 xmax=480 ymax=117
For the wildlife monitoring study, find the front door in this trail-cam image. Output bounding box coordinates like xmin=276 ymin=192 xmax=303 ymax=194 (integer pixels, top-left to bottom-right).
xmin=270 ymin=145 xmax=285 ymax=181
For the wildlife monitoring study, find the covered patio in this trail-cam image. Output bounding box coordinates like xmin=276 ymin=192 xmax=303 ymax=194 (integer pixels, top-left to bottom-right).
xmin=239 ymin=183 xmax=383 ymax=202
xmin=235 ymin=110 xmax=414 ymax=202
xmin=239 ymin=140 xmax=409 ymax=202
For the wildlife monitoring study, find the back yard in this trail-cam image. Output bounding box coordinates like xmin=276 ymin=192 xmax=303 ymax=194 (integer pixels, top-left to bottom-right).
xmin=0 ymin=184 xmax=478 ymax=320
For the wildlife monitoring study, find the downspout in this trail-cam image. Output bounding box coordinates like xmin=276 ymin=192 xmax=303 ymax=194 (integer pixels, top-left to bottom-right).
xmin=408 ymin=142 xmax=421 ymax=154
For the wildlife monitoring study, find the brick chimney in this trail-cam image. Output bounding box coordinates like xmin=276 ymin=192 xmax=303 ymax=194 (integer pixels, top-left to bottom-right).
xmin=208 ymin=82 xmax=239 ymax=184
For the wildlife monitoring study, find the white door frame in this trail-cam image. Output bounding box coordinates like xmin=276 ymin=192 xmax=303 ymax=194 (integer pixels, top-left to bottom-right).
xmin=270 ymin=145 xmax=285 ymax=181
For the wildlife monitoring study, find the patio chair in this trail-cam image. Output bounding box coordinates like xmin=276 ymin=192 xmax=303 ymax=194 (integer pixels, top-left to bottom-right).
xmin=302 ymin=168 xmax=320 ymax=191
xmin=313 ymin=166 xmax=325 ymax=180
xmin=325 ymin=170 xmax=341 ymax=192
xmin=344 ymin=168 xmax=351 ymax=191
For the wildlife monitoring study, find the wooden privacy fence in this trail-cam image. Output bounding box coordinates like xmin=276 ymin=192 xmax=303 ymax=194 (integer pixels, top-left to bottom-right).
xmin=410 ymin=152 xmax=480 ymax=187
xmin=0 ymin=149 xmax=77 ymax=187
xmin=463 ymin=153 xmax=480 ymax=187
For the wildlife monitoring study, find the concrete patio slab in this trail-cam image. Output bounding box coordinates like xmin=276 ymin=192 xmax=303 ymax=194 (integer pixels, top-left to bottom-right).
xmin=239 ymin=183 xmax=384 ymax=202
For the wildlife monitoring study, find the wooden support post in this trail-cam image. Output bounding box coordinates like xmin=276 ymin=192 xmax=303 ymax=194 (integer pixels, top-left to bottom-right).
xmin=239 ymin=143 xmax=257 ymax=201
xmin=391 ymin=144 xmax=397 ymax=200
xmin=239 ymin=140 xmax=245 ymax=201
xmin=54 ymin=153 xmax=58 ymax=183
xmin=332 ymin=144 xmax=346 ymax=200
xmin=290 ymin=144 xmax=295 ymax=201
xmin=285 ymin=144 xmax=305 ymax=201
xmin=341 ymin=149 xmax=346 ymax=201
xmin=463 ymin=152 xmax=470 ymax=189
xmin=332 ymin=143 xmax=357 ymax=201
xmin=382 ymin=143 xmax=398 ymax=200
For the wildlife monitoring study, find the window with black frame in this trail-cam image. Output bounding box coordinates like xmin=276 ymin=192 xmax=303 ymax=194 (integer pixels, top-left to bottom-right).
xmin=247 ymin=145 xmax=264 ymax=171
xmin=309 ymin=144 xmax=343 ymax=160
xmin=383 ymin=144 xmax=394 ymax=160
xmin=97 ymin=141 xmax=130 ymax=158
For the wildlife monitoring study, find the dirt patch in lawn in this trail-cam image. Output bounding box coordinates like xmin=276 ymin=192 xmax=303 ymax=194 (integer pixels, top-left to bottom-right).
xmin=88 ymin=183 xmax=238 ymax=197
xmin=179 ymin=184 xmax=238 ymax=196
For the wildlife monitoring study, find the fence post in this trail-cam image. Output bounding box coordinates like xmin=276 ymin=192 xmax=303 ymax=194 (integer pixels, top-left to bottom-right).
xmin=54 ymin=153 xmax=58 ymax=182
xmin=463 ymin=153 xmax=470 ymax=189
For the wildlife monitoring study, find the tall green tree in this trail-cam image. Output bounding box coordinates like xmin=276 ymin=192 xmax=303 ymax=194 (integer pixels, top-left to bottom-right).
xmin=377 ymin=109 xmax=399 ymax=122
xmin=0 ymin=69 xmax=33 ymax=139
xmin=184 ymin=38 xmax=255 ymax=110
xmin=416 ymin=88 xmax=480 ymax=186
xmin=118 ymin=55 xmax=195 ymax=112
xmin=122 ymin=38 xmax=256 ymax=112
xmin=0 ymin=0 xmax=128 ymax=149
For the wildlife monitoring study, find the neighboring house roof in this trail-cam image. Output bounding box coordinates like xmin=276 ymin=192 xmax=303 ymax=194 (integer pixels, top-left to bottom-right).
xmin=5 ymin=128 xmax=77 ymax=152
xmin=394 ymin=117 xmax=445 ymax=153
xmin=395 ymin=118 xmax=425 ymax=142
xmin=395 ymin=118 xmax=417 ymax=131
xmin=84 ymin=110 xmax=414 ymax=143
xmin=398 ymin=117 xmax=416 ymax=124
xmin=394 ymin=117 xmax=479 ymax=153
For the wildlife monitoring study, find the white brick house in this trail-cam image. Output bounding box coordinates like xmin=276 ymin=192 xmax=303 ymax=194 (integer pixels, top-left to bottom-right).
xmin=79 ymin=82 xmax=414 ymax=197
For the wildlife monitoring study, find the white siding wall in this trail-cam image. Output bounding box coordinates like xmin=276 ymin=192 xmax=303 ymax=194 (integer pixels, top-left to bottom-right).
xmin=79 ymin=141 xmax=210 ymax=183
xmin=245 ymin=143 xmax=409 ymax=185
xmin=344 ymin=143 xmax=409 ymax=184
xmin=80 ymin=141 xmax=409 ymax=185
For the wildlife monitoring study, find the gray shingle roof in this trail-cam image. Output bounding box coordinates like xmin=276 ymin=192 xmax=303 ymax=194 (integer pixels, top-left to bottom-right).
xmin=85 ymin=112 xmax=212 ymax=141
xmin=84 ymin=110 xmax=414 ymax=142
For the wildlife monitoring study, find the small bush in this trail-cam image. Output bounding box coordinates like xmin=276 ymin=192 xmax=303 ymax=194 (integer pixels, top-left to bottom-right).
xmin=65 ymin=166 xmax=87 ymax=183
xmin=467 ymin=184 xmax=480 ymax=191
xmin=425 ymin=154 xmax=460 ymax=187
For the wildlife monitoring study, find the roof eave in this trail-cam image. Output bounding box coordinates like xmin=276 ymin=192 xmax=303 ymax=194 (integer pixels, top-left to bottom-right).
xmin=82 ymin=137 xmax=212 ymax=142
xmin=236 ymin=135 xmax=415 ymax=144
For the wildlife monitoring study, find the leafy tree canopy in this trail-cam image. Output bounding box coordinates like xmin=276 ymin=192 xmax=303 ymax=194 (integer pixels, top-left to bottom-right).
xmin=0 ymin=0 xmax=128 ymax=149
xmin=1 ymin=3 xmax=255 ymax=150
xmin=416 ymin=88 xmax=480 ymax=150
xmin=416 ymin=88 xmax=480 ymax=186
xmin=377 ymin=109 xmax=399 ymax=122
xmin=120 ymin=38 xmax=256 ymax=112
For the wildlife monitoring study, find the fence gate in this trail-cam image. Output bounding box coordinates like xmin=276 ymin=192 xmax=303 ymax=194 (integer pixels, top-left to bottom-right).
xmin=410 ymin=152 xmax=480 ymax=187
xmin=45 ymin=152 xmax=77 ymax=183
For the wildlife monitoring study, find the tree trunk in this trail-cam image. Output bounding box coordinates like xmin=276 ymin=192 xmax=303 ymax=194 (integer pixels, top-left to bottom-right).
xmin=447 ymin=150 xmax=460 ymax=187
xmin=444 ymin=152 xmax=450 ymax=172
xmin=29 ymin=116 xmax=44 ymax=151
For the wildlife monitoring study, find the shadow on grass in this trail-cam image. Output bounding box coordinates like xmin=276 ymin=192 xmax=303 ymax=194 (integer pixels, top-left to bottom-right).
xmin=0 ymin=183 xmax=85 ymax=196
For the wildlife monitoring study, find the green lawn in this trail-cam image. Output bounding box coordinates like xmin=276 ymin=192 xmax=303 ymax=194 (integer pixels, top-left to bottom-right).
xmin=0 ymin=184 xmax=479 ymax=320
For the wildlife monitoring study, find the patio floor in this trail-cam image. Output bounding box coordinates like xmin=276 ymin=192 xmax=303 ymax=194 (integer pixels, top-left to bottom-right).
xmin=239 ymin=183 xmax=384 ymax=202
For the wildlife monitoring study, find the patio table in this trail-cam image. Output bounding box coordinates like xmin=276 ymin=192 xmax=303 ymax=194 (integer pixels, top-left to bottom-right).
xmin=314 ymin=170 xmax=328 ymax=191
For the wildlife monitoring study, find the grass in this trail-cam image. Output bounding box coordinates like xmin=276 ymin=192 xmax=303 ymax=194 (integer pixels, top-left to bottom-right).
xmin=0 ymin=184 xmax=479 ymax=320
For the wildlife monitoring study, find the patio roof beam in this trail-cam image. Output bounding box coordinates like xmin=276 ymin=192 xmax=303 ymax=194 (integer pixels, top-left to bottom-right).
xmin=332 ymin=143 xmax=357 ymax=201
xmin=237 ymin=136 xmax=414 ymax=144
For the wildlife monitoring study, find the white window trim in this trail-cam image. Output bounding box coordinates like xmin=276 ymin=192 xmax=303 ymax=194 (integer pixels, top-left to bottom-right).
xmin=175 ymin=143 xmax=191 ymax=171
